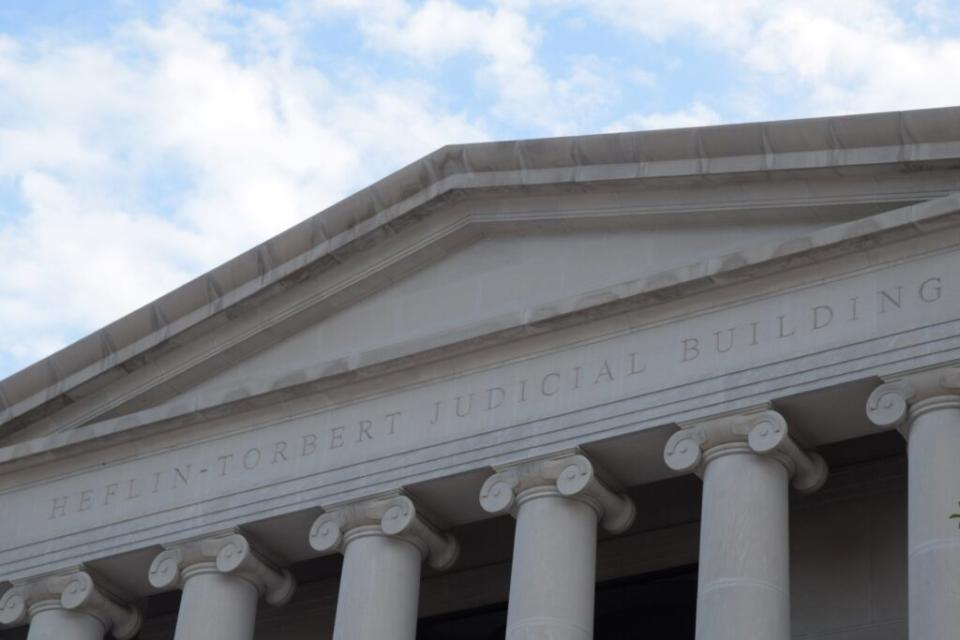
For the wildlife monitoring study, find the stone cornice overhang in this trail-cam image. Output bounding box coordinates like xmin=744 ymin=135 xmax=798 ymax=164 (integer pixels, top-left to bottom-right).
xmin=1 ymin=190 xmax=959 ymax=473
xmin=1 ymin=106 xmax=960 ymax=443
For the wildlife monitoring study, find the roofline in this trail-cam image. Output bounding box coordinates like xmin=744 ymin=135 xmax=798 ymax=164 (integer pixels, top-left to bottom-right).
xmin=3 ymin=105 xmax=960 ymax=423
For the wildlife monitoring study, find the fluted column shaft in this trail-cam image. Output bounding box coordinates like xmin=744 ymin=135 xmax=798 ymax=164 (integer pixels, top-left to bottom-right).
xmin=148 ymin=532 xmax=295 ymax=640
xmin=480 ymin=452 xmax=635 ymax=640
xmin=664 ymin=409 xmax=827 ymax=640
xmin=309 ymin=493 xmax=459 ymax=640
xmin=697 ymin=446 xmax=790 ymax=640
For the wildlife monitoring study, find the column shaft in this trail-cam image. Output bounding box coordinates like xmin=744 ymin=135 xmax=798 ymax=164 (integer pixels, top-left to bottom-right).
xmin=506 ymin=492 xmax=598 ymax=640
xmin=907 ymin=400 xmax=960 ymax=640
xmin=333 ymin=533 xmax=422 ymax=640
xmin=696 ymin=448 xmax=790 ymax=640
xmin=26 ymin=608 xmax=104 ymax=640
xmin=173 ymin=570 xmax=259 ymax=640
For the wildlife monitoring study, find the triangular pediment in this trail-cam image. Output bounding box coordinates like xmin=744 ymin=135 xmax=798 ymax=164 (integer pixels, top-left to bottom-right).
xmin=3 ymin=107 xmax=960 ymax=448
xmin=162 ymin=218 xmax=871 ymax=411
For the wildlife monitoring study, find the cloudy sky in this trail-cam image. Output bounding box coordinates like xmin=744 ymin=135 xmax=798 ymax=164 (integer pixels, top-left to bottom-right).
xmin=1 ymin=0 xmax=959 ymax=379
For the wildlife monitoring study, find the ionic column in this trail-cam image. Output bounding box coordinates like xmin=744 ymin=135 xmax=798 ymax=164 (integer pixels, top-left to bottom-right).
xmin=479 ymin=451 xmax=636 ymax=640
xmin=867 ymin=367 xmax=960 ymax=640
xmin=149 ymin=531 xmax=295 ymax=640
xmin=664 ymin=409 xmax=827 ymax=640
xmin=310 ymin=493 xmax=458 ymax=640
xmin=0 ymin=570 xmax=141 ymax=640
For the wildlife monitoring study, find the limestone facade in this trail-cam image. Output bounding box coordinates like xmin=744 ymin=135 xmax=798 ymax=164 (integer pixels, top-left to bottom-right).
xmin=2 ymin=107 xmax=960 ymax=639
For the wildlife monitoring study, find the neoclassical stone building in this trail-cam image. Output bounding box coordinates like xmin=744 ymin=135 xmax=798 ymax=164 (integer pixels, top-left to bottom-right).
xmin=1 ymin=107 xmax=959 ymax=640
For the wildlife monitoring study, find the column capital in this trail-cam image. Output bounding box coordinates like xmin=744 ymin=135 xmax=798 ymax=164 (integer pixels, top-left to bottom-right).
xmin=148 ymin=531 xmax=295 ymax=606
xmin=867 ymin=366 xmax=960 ymax=433
xmin=0 ymin=569 xmax=141 ymax=639
xmin=664 ymin=409 xmax=828 ymax=494
xmin=309 ymin=493 xmax=459 ymax=570
xmin=478 ymin=451 xmax=636 ymax=533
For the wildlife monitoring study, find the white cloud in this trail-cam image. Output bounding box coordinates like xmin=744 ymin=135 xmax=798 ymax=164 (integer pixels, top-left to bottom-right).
xmin=335 ymin=0 xmax=624 ymax=134
xmin=579 ymin=0 xmax=960 ymax=115
xmin=603 ymin=102 xmax=722 ymax=132
xmin=740 ymin=3 xmax=960 ymax=114
xmin=0 ymin=2 xmax=487 ymax=375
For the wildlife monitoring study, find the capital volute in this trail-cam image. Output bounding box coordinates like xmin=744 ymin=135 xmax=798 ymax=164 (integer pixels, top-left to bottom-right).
xmin=479 ymin=452 xmax=636 ymax=533
xmin=0 ymin=570 xmax=141 ymax=639
xmin=867 ymin=366 xmax=960 ymax=434
xmin=664 ymin=409 xmax=828 ymax=494
xmin=309 ymin=493 xmax=459 ymax=570
xmin=148 ymin=532 xmax=295 ymax=606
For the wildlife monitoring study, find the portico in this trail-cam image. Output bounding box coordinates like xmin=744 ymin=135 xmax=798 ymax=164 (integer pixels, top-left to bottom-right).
xmin=3 ymin=107 xmax=960 ymax=638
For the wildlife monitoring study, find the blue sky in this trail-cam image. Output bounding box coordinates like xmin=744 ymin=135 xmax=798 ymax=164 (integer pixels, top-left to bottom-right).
xmin=1 ymin=0 xmax=959 ymax=380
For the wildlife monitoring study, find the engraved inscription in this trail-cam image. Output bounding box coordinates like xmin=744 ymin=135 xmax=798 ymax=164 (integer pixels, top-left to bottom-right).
xmin=28 ymin=268 xmax=953 ymax=526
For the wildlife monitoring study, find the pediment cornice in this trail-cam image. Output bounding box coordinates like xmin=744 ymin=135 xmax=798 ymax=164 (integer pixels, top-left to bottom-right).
xmin=0 ymin=189 xmax=958 ymax=470
xmin=2 ymin=107 xmax=960 ymax=448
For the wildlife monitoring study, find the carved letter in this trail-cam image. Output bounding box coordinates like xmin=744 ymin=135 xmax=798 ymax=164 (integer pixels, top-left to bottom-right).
xmin=919 ymin=277 xmax=942 ymax=303
xmin=681 ymin=338 xmax=700 ymax=362
xmin=242 ymin=448 xmax=262 ymax=470
xmin=356 ymin=420 xmax=373 ymax=443
xmin=330 ymin=427 xmax=345 ymax=449
xmin=541 ymin=372 xmax=561 ymax=396
xmin=777 ymin=314 xmax=796 ymax=338
xmin=272 ymin=441 xmax=289 ymax=463
xmin=486 ymin=387 xmax=506 ymax=411
xmin=50 ymin=496 xmax=68 ymax=520
xmin=103 ymin=483 xmax=120 ymax=506
xmin=627 ymin=352 xmax=647 ymax=375
xmin=572 ymin=366 xmax=583 ymax=389
xmin=713 ymin=328 xmax=735 ymax=353
xmin=174 ymin=465 xmax=191 ymax=488
xmin=78 ymin=490 xmax=94 ymax=512
xmin=748 ymin=321 xmax=759 ymax=346
xmin=594 ymin=360 xmax=615 ymax=384
xmin=812 ymin=305 xmax=833 ymax=330
xmin=127 ymin=478 xmax=141 ymax=500
xmin=385 ymin=411 xmax=402 ymax=435
xmin=301 ymin=434 xmax=318 ymax=457
xmin=879 ymin=286 xmax=902 ymax=313
xmin=455 ymin=394 xmax=474 ymax=418
xmin=217 ymin=454 xmax=234 ymax=477
xmin=849 ymin=296 xmax=860 ymax=321
xmin=429 ymin=401 xmax=442 ymax=425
